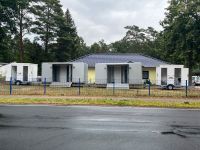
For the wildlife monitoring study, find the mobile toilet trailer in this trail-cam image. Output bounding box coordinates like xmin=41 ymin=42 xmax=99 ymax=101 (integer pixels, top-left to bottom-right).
xmin=156 ymin=65 xmax=189 ymax=90
xmin=95 ymin=62 xmax=143 ymax=89
xmin=0 ymin=62 xmax=38 ymax=84
xmin=42 ymin=62 xmax=88 ymax=87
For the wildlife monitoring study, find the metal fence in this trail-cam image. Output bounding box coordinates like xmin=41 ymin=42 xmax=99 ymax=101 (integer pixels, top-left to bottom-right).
xmin=0 ymin=77 xmax=200 ymax=98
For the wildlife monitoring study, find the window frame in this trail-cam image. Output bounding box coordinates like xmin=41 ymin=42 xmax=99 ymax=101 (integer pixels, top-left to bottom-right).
xmin=143 ymin=71 xmax=149 ymax=80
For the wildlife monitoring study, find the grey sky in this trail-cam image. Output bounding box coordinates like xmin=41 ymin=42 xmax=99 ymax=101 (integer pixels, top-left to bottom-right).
xmin=60 ymin=0 xmax=168 ymax=45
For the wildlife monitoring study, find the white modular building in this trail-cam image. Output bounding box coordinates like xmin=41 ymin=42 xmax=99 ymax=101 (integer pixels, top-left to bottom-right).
xmin=156 ymin=65 xmax=189 ymax=89
xmin=0 ymin=62 xmax=38 ymax=83
xmin=42 ymin=62 xmax=88 ymax=86
xmin=95 ymin=62 xmax=143 ymax=89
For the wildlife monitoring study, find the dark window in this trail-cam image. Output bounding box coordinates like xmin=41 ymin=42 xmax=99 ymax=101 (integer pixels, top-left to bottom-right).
xmin=143 ymin=71 xmax=149 ymax=79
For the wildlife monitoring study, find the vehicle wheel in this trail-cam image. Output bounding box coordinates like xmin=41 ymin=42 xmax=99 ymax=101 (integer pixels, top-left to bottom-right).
xmin=15 ymin=81 xmax=21 ymax=85
xmin=167 ymin=85 xmax=174 ymax=90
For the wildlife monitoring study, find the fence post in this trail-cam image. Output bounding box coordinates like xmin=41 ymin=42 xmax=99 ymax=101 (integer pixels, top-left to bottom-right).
xmin=10 ymin=77 xmax=12 ymax=95
xmin=186 ymin=80 xmax=188 ymax=97
xmin=113 ymin=81 xmax=115 ymax=95
xmin=148 ymin=80 xmax=151 ymax=96
xmin=44 ymin=78 xmax=46 ymax=95
xmin=78 ymin=78 xmax=80 ymax=96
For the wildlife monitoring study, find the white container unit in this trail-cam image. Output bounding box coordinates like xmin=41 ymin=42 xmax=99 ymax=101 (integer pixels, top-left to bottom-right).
xmin=95 ymin=62 xmax=143 ymax=89
xmin=192 ymin=76 xmax=200 ymax=86
xmin=156 ymin=65 xmax=189 ymax=89
xmin=42 ymin=62 xmax=88 ymax=86
xmin=0 ymin=62 xmax=38 ymax=84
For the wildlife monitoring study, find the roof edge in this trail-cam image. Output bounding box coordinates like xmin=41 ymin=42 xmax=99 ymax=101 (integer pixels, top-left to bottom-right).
xmin=72 ymin=52 xmax=170 ymax=65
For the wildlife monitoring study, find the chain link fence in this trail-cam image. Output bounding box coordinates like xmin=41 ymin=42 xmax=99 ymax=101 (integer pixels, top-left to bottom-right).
xmin=0 ymin=77 xmax=200 ymax=98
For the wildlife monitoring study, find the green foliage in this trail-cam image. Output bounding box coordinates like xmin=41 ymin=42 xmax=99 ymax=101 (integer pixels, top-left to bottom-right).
xmin=54 ymin=9 xmax=80 ymax=61
xmin=111 ymin=25 xmax=161 ymax=59
xmin=31 ymin=0 xmax=63 ymax=57
xmin=0 ymin=0 xmax=16 ymax=62
xmin=0 ymin=0 xmax=87 ymax=72
xmin=90 ymin=40 xmax=110 ymax=53
xmin=0 ymin=0 xmax=200 ymax=79
xmin=14 ymin=0 xmax=34 ymax=62
xmin=161 ymin=0 xmax=200 ymax=83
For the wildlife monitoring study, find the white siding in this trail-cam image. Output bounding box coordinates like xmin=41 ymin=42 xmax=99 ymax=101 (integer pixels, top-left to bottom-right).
xmin=95 ymin=64 xmax=107 ymax=84
xmin=72 ymin=63 xmax=88 ymax=83
xmin=42 ymin=63 xmax=52 ymax=82
xmin=95 ymin=62 xmax=143 ymax=85
xmin=129 ymin=62 xmax=143 ymax=84
xmin=42 ymin=62 xmax=88 ymax=84
xmin=0 ymin=63 xmax=38 ymax=82
xmin=156 ymin=65 xmax=189 ymax=86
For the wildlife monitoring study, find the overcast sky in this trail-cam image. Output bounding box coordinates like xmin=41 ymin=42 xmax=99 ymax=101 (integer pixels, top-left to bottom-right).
xmin=60 ymin=0 xmax=168 ymax=45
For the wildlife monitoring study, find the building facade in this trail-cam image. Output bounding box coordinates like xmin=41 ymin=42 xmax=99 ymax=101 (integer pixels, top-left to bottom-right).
xmin=73 ymin=53 xmax=169 ymax=84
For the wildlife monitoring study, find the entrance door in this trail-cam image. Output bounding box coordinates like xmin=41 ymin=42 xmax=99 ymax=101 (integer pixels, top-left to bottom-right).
xmin=121 ymin=66 xmax=128 ymax=83
xmin=175 ymin=68 xmax=181 ymax=86
xmin=161 ymin=68 xmax=167 ymax=85
xmin=66 ymin=65 xmax=72 ymax=82
xmin=11 ymin=66 xmax=17 ymax=80
xmin=107 ymin=66 xmax=114 ymax=83
xmin=23 ymin=66 xmax=28 ymax=82
xmin=53 ymin=65 xmax=60 ymax=82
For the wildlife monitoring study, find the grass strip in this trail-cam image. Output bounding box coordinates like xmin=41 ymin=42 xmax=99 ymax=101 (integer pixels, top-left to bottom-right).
xmin=0 ymin=97 xmax=200 ymax=109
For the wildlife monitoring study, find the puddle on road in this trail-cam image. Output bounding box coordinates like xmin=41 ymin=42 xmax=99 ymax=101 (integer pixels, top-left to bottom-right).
xmin=161 ymin=131 xmax=187 ymax=138
xmin=161 ymin=125 xmax=200 ymax=138
xmin=0 ymin=114 xmax=6 ymax=119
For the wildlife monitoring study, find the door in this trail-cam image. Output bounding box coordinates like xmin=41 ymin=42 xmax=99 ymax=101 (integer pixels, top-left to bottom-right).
xmin=23 ymin=66 xmax=28 ymax=82
xmin=66 ymin=65 xmax=72 ymax=82
xmin=107 ymin=66 xmax=114 ymax=83
xmin=175 ymin=68 xmax=181 ymax=86
xmin=161 ymin=68 xmax=167 ymax=85
xmin=53 ymin=65 xmax=60 ymax=82
xmin=181 ymin=68 xmax=189 ymax=86
xmin=121 ymin=66 xmax=128 ymax=83
xmin=11 ymin=66 xmax=17 ymax=81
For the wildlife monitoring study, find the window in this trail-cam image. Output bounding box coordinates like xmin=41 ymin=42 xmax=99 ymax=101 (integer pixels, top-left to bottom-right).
xmin=143 ymin=71 xmax=149 ymax=79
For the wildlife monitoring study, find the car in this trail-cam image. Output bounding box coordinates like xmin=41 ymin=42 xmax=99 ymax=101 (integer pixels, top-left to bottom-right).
xmin=192 ymin=76 xmax=200 ymax=86
xmin=14 ymin=80 xmax=30 ymax=85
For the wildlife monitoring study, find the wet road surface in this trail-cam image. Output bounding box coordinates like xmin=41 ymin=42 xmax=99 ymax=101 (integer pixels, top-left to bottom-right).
xmin=0 ymin=105 xmax=200 ymax=150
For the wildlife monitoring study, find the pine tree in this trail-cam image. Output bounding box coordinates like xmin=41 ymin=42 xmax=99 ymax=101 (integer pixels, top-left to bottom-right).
xmin=15 ymin=0 xmax=34 ymax=62
xmin=55 ymin=9 xmax=80 ymax=61
xmin=31 ymin=0 xmax=63 ymax=59
xmin=0 ymin=0 xmax=16 ymax=62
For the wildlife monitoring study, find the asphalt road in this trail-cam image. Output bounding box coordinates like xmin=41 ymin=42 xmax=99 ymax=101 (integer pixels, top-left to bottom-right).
xmin=0 ymin=105 xmax=200 ymax=150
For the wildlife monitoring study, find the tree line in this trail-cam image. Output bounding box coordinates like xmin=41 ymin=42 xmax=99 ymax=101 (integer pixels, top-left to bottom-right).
xmin=89 ymin=0 xmax=200 ymax=79
xmin=0 ymin=0 xmax=89 ymax=65
xmin=0 ymin=0 xmax=200 ymax=77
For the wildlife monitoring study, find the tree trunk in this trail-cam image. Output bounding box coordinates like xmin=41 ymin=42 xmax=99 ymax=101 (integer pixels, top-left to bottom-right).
xmin=187 ymin=51 xmax=193 ymax=86
xmin=45 ymin=33 xmax=48 ymax=54
xmin=19 ymin=9 xmax=24 ymax=63
xmin=44 ymin=6 xmax=50 ymax=54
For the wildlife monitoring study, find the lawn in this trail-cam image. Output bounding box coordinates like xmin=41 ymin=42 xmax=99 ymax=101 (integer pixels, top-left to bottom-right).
xmin=0 ymin=97 xmax=200 ymax=108
xmin=0 ymin=84 xmax=200 ymax=98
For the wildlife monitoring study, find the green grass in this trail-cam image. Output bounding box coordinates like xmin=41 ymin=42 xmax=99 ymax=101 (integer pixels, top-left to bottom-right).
xmin=0 ymin=97 xmax=200 ymax=108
